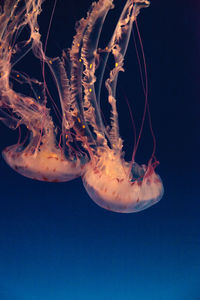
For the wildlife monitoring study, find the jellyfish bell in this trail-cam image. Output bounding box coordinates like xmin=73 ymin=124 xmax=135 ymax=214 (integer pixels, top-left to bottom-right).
xmin=2 ymin=146 xmax=83 ymax=182
xmin=2 ymin=134 xmax=85 ymax=182
xmin=82 ymin=148 xmax=164 ymax=213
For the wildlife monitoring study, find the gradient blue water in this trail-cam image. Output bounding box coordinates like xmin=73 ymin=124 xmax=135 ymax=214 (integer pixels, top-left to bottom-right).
xmin=0 ymin=168 xmax=199 ymax=300
xmin=0 ymin=0 xmax=199 ymax=299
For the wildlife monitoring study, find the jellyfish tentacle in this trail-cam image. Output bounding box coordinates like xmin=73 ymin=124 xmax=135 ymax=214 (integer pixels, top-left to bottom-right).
xmin=69 ymin=17 xmax=96 ymax=145
xmin=68 ymin=0 xmax=114 ymax=150
xmin=11 ymin=42 xmax=33 ymax=68
xmin=80 ymin=0 xmax=114 ymax=143
xmin=105 ymin=2 xmax=134 ymax=151
xmin=96 ymin=1 xmax=149 ymax=105
xmin=0 ymin=0 xmax=47 ymax=124
xmin=45 ymin=58 xmax=72 ymax=129
xmin=46 ymin=57 xmax=86 ymax=159
xmin=0 ymin=0 xmax=24 ymax=42
xmin=0 ymin=107 xmax=19 ymax=129
xmin=0 ymin=0 xmax=51 ymax=134
xmin=105 ymin=0 xmax=150 ymax=151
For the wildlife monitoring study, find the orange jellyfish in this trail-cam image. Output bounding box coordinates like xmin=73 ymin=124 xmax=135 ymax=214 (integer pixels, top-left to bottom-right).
xmin=0 ymin=0 xmax=86 ymax=182
xmin=71 ymin=0 xmax=164 ymax=212
xmin=0 ymin=0 xmax=164 ymax=213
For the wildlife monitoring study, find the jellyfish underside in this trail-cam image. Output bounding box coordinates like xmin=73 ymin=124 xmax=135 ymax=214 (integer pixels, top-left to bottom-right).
xmin=2 ymin=142 xmax=83 ymax=182
xmin=0 ymin=0 xmax=164 ymax=212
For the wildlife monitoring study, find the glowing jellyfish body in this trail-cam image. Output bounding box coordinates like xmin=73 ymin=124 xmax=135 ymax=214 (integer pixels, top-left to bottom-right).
xmin=83 ymin=150 xmax=163 ymax=213
xmin=0 ymin=0 xmax=164 ymax=212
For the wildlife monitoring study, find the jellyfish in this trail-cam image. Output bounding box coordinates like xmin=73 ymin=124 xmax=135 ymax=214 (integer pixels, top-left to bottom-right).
xmin=0 ymin=0 xmax=86 ymax=182
xmin=69 ymin=0 xmax=164 ymax=212
xmin=0 ymin=0 xmax=164 ymax=213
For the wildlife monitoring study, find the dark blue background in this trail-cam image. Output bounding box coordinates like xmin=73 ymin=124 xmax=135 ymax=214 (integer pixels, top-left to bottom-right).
xmin=0 ymin=0 xmax=199 ymax=299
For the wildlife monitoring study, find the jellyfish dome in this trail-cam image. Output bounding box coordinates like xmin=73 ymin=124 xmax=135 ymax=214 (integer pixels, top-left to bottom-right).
xmin=2 ymin=138 xmax=84 ymax=183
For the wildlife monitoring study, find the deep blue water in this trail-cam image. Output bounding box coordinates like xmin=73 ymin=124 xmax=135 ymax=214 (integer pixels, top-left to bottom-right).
xmin=0 ymin=0 xmax=199 ymax=299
